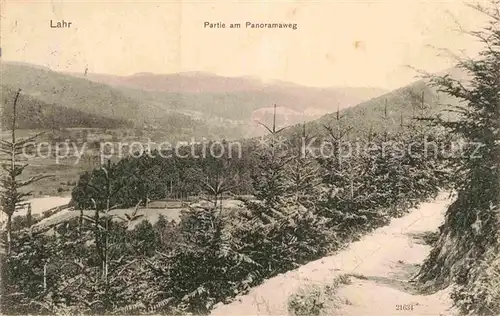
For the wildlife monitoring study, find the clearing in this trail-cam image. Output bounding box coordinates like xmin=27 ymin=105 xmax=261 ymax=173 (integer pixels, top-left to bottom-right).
xmin=211 ymin=193 xmax=457 ymax=316
xmin=31 ymin=198 xmax=245 ymax=229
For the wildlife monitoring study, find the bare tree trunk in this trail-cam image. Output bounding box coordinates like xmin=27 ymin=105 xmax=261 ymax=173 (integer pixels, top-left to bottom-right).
xmin=103 ymin=165 xmax=111 ymax=281
xmin=5 ymin=90 xmax=20 ymax=256
xmin=79 ymin=208 xmax=84 ymax=237
xmin=1 ymin=88 xmax=51 ymax=256
xmin=43 ymin=261 xmax=48 ymax=291
xmin=26 ymin=203 xmax=32 ymax=227
xmin=6 ymin=214 xmax=12 ymax=255
xmin=93 ymin=207 xmax=105 ymax=275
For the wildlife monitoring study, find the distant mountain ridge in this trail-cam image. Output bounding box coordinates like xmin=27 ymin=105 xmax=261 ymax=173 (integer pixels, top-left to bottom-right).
xmin=1 ymin=61 xmax=389 ymax=139
xmin=3 ymin=61 xmax=464 ymax=142
xmin=68 ymin=70 xmax=386 ymax=99
xmin=66 ymin=69 xmax=388 ymax=132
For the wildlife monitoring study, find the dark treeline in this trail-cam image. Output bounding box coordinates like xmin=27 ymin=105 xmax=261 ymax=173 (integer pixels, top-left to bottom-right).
xmin=71 ymin=142 xmax=257 ymax=210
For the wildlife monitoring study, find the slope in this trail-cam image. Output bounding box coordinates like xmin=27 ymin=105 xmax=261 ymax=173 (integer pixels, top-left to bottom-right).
xmin=1 ymin=62 xmax=144 ymax=126
xmin=1 ymin=85 xmax=131 ymax=129
xmin=281 ymin=79 xmax=461 ymax=140
xmin=211 ymin=193 xmax=456 ymax=316
xmin=0 ymin=62 xmax=247 ymax=139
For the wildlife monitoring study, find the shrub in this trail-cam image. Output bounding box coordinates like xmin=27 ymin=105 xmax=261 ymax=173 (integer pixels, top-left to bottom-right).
xmin=450 ymin=230 xmax=500 ymax=316
xmin=287 ymin=275 xmax=351 ymax=316
xmin=417 ymin=3 xmax=500 ymax=314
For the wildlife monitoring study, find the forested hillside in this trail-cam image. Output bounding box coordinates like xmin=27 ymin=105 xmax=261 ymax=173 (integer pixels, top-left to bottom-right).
xmin=283 ymin=78 xmax=461 ymax=140
xmin=1 ymin=85 xmax=131 ymax=129
xmin=0 ymin=63 xmax=246 ymax=139
xmin=0 ymin=63 xmax=143 ymax=126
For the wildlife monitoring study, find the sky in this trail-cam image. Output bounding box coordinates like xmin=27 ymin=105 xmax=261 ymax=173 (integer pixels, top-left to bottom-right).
xmin=0 ymin=0 xmax=490 ymax=90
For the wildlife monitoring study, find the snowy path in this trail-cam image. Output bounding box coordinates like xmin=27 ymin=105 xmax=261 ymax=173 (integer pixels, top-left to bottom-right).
xmin=211 ymin=194 xmax=456 ymax=316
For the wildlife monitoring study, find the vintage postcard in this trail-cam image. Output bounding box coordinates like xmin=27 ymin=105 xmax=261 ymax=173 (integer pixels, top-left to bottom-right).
xmin=1 ymin=0 xmax=499 ymax=315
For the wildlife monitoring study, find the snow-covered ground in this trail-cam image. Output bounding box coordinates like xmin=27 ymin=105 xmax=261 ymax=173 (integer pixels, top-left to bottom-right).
xmin=32 ymin=199 xmax=246 ymax=229
xmin=211 ymin=193 xmax=456 ymax=316
xmin=0 ymin=196 xmax=71 ymax=224
xmin=21 ymin=196 xmax=71 ymax=216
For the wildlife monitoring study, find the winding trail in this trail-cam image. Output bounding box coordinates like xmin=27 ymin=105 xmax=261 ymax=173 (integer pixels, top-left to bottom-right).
xmin=211 ymin=194 xmax=456 ymax=316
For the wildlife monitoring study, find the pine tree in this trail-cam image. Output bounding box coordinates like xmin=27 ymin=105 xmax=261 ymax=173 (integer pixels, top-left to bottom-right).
xmin=0 ymin=89 xmax=50 ymax=254
xmin=317 ymin=106 xmax=375 ymax=236
xmin=418 ymin=3 xmax=500 ymax=314
xmin=286 ymin=123 xmax=322 ymax=209
xmin=251 ymin=104 xmax=291 ymax=210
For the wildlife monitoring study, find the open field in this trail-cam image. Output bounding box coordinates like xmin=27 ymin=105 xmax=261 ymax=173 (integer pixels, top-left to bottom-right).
xmin=29 ymin=198 xmax=246 ymax=230
xmin=0 ymin=127 xmax=181 ymax=197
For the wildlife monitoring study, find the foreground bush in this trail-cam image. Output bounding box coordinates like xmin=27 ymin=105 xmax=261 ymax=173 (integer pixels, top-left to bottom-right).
xmin=417 ymin=2 xmax=500 ymax=315
xmin=287 ymin=274 xmax=351 ymax=316
xmin=451 ymin=239 xmax=500 ymax=315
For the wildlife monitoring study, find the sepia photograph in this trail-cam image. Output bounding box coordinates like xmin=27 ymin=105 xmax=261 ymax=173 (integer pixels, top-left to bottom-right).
xmin=0 ymin=0 xmax=499 ymax=315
